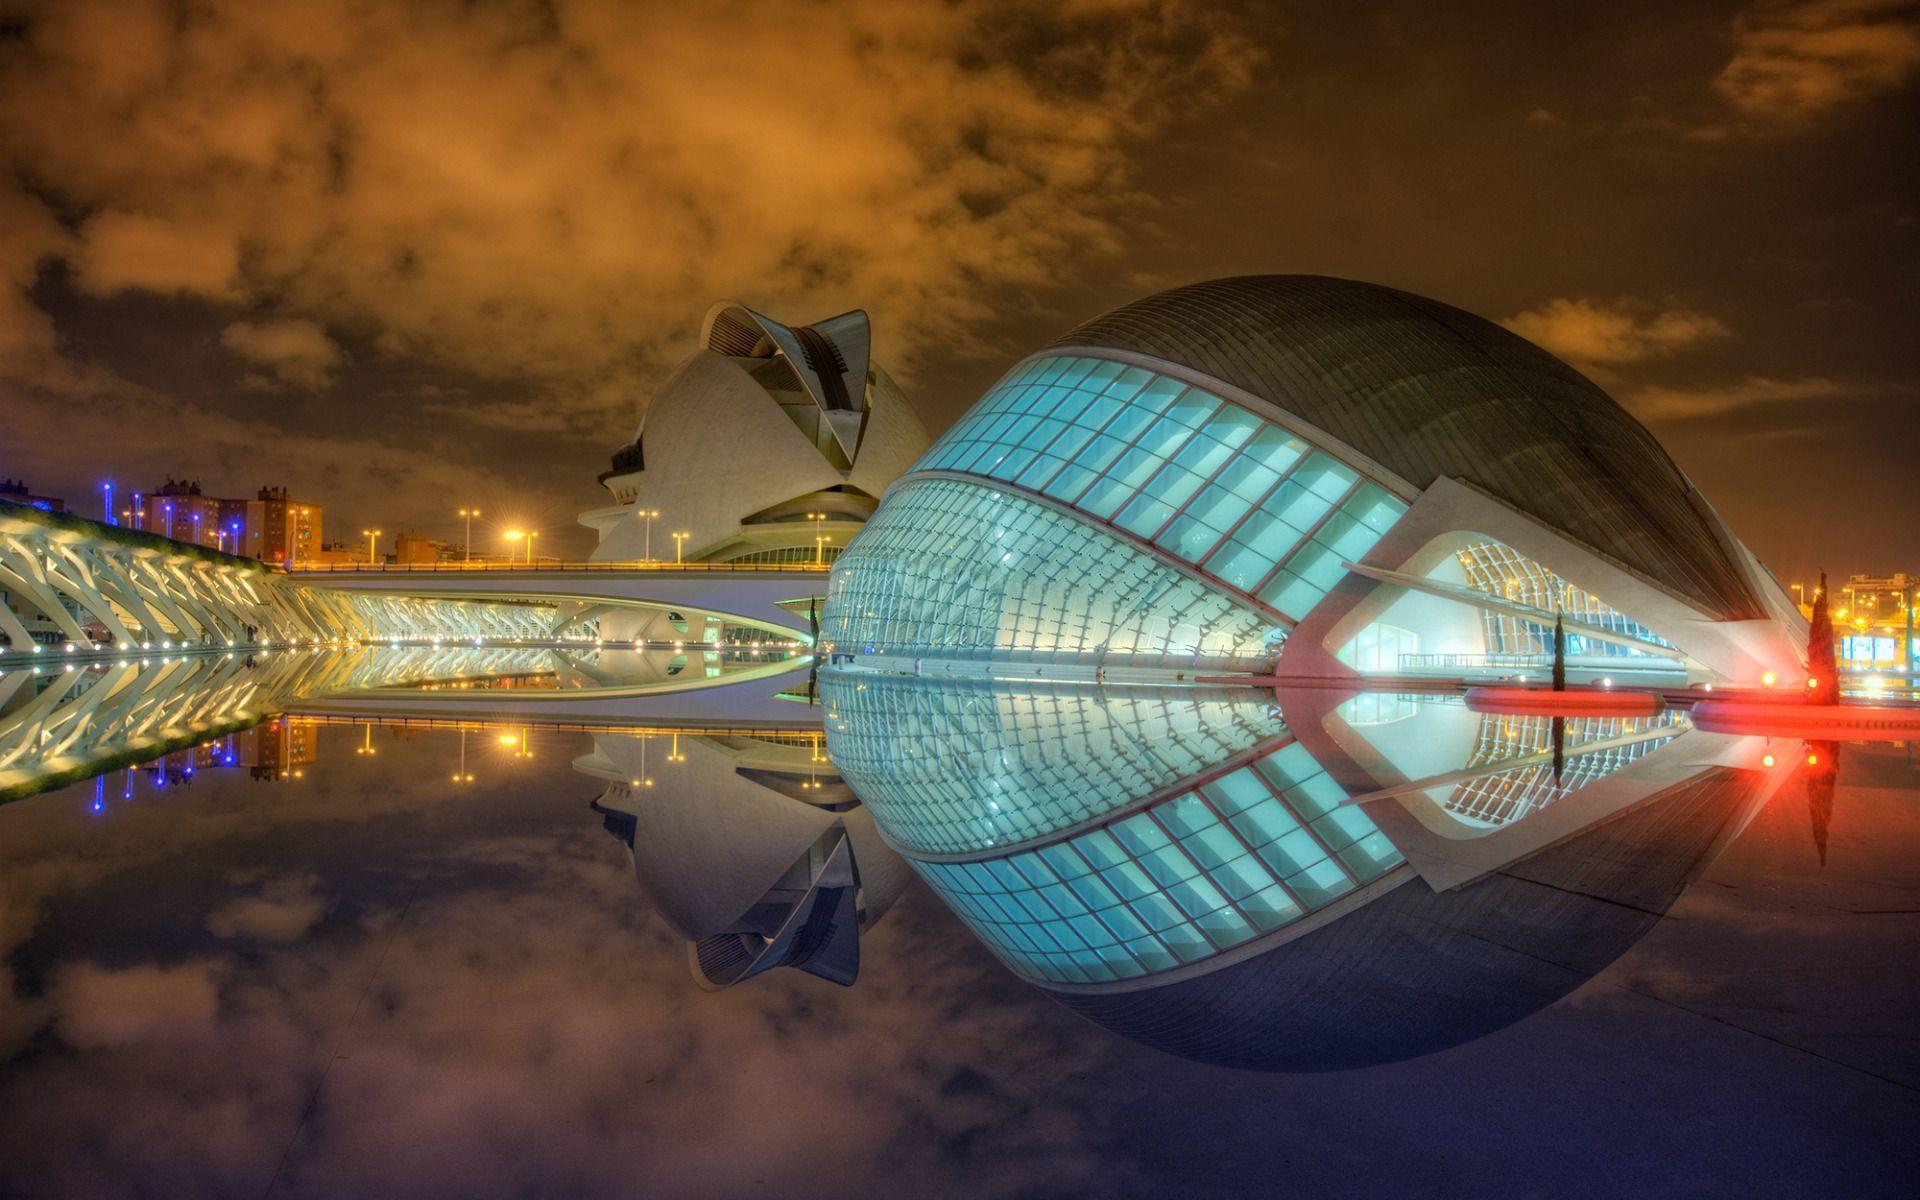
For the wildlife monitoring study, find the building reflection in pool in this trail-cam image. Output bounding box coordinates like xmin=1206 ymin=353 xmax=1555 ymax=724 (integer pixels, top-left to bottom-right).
xmin=817 ymin=676 xmax=1799 ymax=1072
xmin=578 ymin=729 xmax=910 ymax=988
xmin=0 ymin=645 xmax=1820 ymax=1074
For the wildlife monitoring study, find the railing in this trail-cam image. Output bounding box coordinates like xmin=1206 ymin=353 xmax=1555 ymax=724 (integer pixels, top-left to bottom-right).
xmin=284 ymin=560 xmax=830 ymax=574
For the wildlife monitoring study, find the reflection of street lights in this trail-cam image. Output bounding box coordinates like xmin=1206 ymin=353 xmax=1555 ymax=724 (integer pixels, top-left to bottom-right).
xmin=355 ymin=724 xmax=376 ymax=756
xmin=458 ymin=508 xmax=481 ymax=562
xmin=362 ymin=528 xmax=382 ymax=564
xmin=451 ymin=728 xmax=475 ymax=782
xmin=672 ymin=531 xmax=689 ymax=565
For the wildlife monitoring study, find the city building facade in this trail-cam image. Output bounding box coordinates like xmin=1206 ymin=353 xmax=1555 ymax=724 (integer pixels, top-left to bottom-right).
xmin=0 ymin=479 xmax=65 ymax=512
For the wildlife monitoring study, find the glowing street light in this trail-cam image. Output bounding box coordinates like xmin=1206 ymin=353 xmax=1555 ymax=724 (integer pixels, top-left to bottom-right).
xmin=362 ymin=528 xmax=383 ymax=564
xmin=458 ymin=507 xmax=481 ymax=562
xmin=101 ymin=481 xmax=114 ymax=524
xmin=672 ymin=530 xmax=689 ymax=564
xmin=641 ymin=508 xmax=661 ymax=562
xmin=807 ymin=511 xmax=831 ymax=564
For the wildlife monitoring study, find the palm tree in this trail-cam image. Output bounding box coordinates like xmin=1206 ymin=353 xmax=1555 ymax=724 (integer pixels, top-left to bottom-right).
xmin=1808 ymin=571 xmax=1839 ymax=706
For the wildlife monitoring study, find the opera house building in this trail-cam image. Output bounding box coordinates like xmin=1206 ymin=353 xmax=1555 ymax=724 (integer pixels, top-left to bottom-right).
xmin=818 ymin=276 xmax=1809 ymax=1069
xmin=583 ymin=302 xmax=929 ymax=569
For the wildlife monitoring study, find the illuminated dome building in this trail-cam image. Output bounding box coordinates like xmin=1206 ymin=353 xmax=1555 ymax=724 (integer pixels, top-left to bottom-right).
xmin=583 ymin=303 xmax=930 ymax=570
xmin=823 ymin=275 xmax=1804 ymax=685
xmin=818 ymin=275 xmax=1805 ymax=1068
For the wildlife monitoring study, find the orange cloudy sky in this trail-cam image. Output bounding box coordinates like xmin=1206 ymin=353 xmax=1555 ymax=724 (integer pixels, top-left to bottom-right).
xmin=2 ymin=0 xmax=1915 ymax=577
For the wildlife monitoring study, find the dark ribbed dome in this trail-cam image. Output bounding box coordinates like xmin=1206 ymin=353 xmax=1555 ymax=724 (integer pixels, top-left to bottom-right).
xmin=1051 ymin=275 xmax=1760 ymax=619
xmin=1056 ymin=766 xmax=1756 ymax=1071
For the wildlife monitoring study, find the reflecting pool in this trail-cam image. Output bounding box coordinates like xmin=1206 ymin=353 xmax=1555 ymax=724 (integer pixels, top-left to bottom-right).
xmin=0 ymin=661 xmax=1915 ymax=1197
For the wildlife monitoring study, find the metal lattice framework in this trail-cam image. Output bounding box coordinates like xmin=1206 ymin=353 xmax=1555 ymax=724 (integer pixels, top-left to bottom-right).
xmin=0 ymin=504 xmax=564 ymax=650
xmin=0 ymin=645 xmax=560 ymax=796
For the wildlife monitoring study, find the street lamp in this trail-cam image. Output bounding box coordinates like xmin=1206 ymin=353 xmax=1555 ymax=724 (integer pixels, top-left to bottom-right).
xmin=816 ymin=533 xmax=832 ymax=565
xmin=504 ymin=529 xmax=525 ymax=565
xmin=101 ymin=481 xmax=114 ymax=524
xmin=458 ymin=508 xmax=481 ymax=562
xmin=362 ymin=528 xmax=382 ymax=564
xmin=672 ymin=530 xmax=689 ymax=564
xmin=526 ymin=531 xmax=539 ymax=564
xmin=641 ymin=508 xmax=661 ymax=562
xmin=807 ymin=511 xmax=828 ymax=564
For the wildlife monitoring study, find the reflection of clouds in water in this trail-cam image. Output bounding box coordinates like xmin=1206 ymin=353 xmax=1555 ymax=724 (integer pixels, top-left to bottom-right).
xmin=0 ymin=746 xmax=1118 ymax=1199
xmin=52 ymin=960 xmax=221 ymax=1050
xmin=206 ymin=871 xmax=330 ymax=942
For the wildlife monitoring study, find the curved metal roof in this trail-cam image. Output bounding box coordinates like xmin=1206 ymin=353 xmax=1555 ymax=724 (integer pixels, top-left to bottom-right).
xmin=1050 ymin=276 xmax=1761 ymax=619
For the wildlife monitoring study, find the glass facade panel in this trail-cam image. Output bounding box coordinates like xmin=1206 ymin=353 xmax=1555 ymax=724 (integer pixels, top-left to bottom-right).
xmin=825 ymin=479 xmax=1283 ymax=672
xmin=900 ymin=355 xmax=1409 ymax=626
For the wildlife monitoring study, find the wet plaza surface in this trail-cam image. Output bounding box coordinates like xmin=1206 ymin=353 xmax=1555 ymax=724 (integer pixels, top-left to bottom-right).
xmin=0 ymin=657 xmax=1916 ymax=1199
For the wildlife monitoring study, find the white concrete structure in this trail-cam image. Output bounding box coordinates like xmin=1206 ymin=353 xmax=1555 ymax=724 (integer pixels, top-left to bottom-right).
xmin=581 ymin=303 xmax=929 ymax=577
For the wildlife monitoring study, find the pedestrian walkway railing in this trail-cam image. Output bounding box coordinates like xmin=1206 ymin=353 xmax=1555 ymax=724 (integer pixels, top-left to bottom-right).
xmin=285 ymin=560 xmax=829 ymax=574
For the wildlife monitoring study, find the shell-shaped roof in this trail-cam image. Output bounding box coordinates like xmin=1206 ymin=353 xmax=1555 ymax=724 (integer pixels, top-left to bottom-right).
xmin=1050 ymin=276 xmax=1760 ymax=619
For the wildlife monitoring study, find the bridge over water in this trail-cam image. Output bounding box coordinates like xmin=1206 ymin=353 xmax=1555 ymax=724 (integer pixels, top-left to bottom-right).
xmin=1 ymin=502 xmax=828 ymax=655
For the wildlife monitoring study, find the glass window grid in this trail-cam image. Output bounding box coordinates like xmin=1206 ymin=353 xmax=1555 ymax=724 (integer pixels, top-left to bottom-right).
xmin=824 ymin=479 xmax=1284 ymax=674
xmin=1454 ymin=539 xmax=1676 ymax=658
xmin=915 ymin=355 xmax=1409 ymax=622
xmin=904 ymin=737 xmax=1405 ymax=985
xmin=820 ymin=672 xmax=1286 ymax=855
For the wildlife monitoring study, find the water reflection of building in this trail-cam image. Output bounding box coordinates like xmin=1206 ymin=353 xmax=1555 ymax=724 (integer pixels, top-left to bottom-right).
xmin=825 ymin=674 xmax=1793 ymax=1070
xmin=243 ymin=717 xmax=317 ymax=780
xmin=577 ymin=731 xmax=910 ymax=988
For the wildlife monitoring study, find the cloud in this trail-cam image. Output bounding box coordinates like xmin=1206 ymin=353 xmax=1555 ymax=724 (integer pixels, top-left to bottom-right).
xmin=0 ymin=0 xmax=1260 ymax=392
xmin=219 ymin=318 xmax=345 ymax=390
xmin=1715 ymin=0 xmax=1920 ymax=125
xmin=51 ymin=961 xmax=221 ymax=1050
xmin=1525 ymin=107 xmax=1563 ymax=128
xmin=1501 ymin=298 xmax=1733 ymax=368
xmin=1621 ymin=374 xmax=1874 ymax=420
xmin=72 ymin=211 xmax=241 ymax=299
